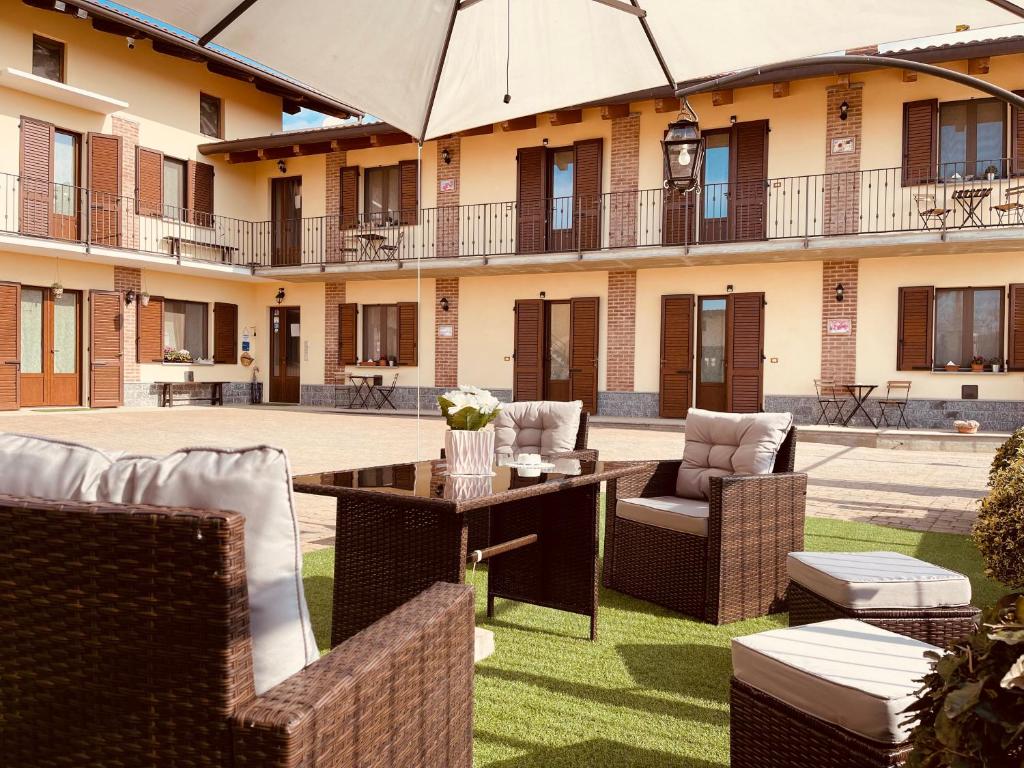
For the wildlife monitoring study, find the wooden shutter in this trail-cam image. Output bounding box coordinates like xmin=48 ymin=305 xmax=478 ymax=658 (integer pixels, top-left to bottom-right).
xmin=88 ymin=132 xmax=121 ymax=247
xmin=574 ymin=138 xmax=603 ymax=251
xmin=137 ymin=295 xmax=164 ymax=363
xmin=339 ymin=302 xmax=357 ymax=365
xmin=340 ymin=165 xmax=360 ymax=229
xmin=1007 ymin=284 xmax=1024 ymax=371
xmin=188 ymin=160 xmax=215 ymax=227
xmin=1012 ymin=91 xmax=1024 ymax=176
xmin=0 ymin=282 xmax=20 ymax=411
xmin=570 ymin=297 xmax=600 ymax=414
xmin=516 ymin=147 xmax=547 ymax=254
xmin=726 ymin=292 xmax=765 ymax=413
xmin=213 ymin=302 xmax=238 ymax=364
xmin=731 ymin=120 xmax=769 ymax=241
xmin=90 ymin=290 xmax=123 ymax=408
xmin=136 ymin=147 xmax=163 ymax=216
xmin=19 ymin=116 xmax=54 ymax=237
xmin=897 ymin=286 xmax=934 ymax=371
xmin=397 ymin=301 xmax=418 ymax=366
xmin=398 ymin=159 xmax=418 ymax=225
xmin=513 ymin=299 xmax=544 ymax=400
xmin=659 ymin=294 xmax=694 ymax=418
xmin=902 ymin=99 xmax=938 ymax=186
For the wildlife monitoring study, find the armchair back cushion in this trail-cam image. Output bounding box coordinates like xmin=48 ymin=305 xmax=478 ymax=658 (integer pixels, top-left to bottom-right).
xmin=493 ymin=400 xmax=583 ymax=455
xmin=0 ymin=432 xmax=111 ymax=501
xmin=676 ymin=409 xmax=794 ymax=500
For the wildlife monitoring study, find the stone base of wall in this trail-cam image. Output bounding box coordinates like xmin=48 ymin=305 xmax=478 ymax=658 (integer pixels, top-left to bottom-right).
xmin=124 ymin=382 xmax=253 ymax=408
xmin=300 ymin=385 xmax=514 ymax=412
xmin=598 ymin=391 xmax=660 ymax=418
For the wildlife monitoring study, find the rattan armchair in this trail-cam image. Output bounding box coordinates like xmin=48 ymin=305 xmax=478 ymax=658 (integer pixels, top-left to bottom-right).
xmin=602 ymin=427 xmax=806 ymax=625
xmin=0 ymin=495 xmax=474 ymax=768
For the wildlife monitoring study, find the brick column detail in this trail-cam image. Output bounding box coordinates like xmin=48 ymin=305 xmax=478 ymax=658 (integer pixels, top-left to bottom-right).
xmin=436 ymin=138 xmax=461 ymax=259
xmin=111 ymin=116 xmax=139 ymax=249
xmin=114 ymin=266 xmax=141 ymax=382
xmin=824 ymin=83 xmax=863 ymax=236
xmin=325 ymin=150 xmax=348 ymax=263
xmin=607 ymin=271 xmax=636 ymax=392
xmin=435 ymin=277 xmax=459 ymax=388
xmin=821 ymin=260 xmax=858 ymax=382
xmin=609 ymin=114 xmax=640 ymax=248
xmin=324 ymin=281 xmax=346 ymax=384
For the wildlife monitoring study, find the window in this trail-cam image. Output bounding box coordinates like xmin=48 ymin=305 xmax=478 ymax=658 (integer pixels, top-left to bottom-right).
xmin=199 ymin=93 xmax=222 ymax=138
xmin=162 ymin=157 xmax=187 ymax=220
xmin=939 ymin=99 xmax=1006 ymax=180
xmin=53 ymin=129 xmax=79 ymax=216
xmin=934 ymin=287 xmax=1003 ymax=369
xmin=549 ymin=149 xmax=574 ymax=230
xmin=32 ymin=35 xmax=64 ymax=82
xmin=361 ymin=304 xmax=398 ymax=363
xmin=363 ymin=165 xmax=401 ymax=225
xmin=164 ymin=300 xmax=208 ymax=360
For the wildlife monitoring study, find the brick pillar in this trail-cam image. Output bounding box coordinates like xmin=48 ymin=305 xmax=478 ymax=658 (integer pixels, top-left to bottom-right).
xmin=436 ymin=138 xmax=461 ymax=259
xmin=114 ymin=266 xmax=141 ymax=382
xmin=609 ymin=114 xmax=640 ymax=248
xmin=824 ymin=83 xmax=863 ymax=236
xmin=324 ymin=281 xmax=346 ymax=384
xmin=325 ymin=150 xmax=348 ymax=263
xmin=821 ymin=260 xmax=858 ymax=382
xmin=111 ymin=116 xmax=139 ymax=249
xmin=606 ymin=271 xmax=636 ymax=391
xmin=435 ymin=277 xmax=459 ymax=388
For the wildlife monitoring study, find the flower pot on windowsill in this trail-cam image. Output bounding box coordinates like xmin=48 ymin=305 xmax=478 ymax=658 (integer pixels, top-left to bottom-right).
xmin=945 ymin=363 xmax=959 ymax=372
xmin=971 ymin=363 xmax=985 ymax=372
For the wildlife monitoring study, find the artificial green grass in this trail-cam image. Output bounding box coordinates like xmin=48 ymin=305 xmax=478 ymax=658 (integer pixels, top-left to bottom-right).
xmin=302 ymin=517 xmax=1005 ymax=767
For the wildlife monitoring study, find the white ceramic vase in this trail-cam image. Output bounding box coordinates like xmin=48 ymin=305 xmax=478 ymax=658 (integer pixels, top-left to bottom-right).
xmin=445 ymin=429 xmax=494 ymax=476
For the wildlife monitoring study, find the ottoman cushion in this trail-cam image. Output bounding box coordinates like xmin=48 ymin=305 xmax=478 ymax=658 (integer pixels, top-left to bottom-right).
xmin=732 ymin=619 xmax=938 ymax=743
xmin=788 ymin=551 xmax=972 ymax=610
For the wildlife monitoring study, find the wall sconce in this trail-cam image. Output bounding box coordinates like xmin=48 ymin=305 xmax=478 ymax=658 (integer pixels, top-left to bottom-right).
xmin=729 ymin=115 xmax=737 ymax=125
xmin=275 ymin=287 xmax=286 ymax=305
xmin=542 ymin=138 xmax=549 ymax=147
xmin=839 ymin=101 xmax=849 ymax=121
xmin=726 ymin=284 xmax=734 ymax=293
xmin=539 ymin=291 xmax=546 ymax=299
xmin=125 ymin=289 xmax=136 ymax=305
xmin=277 ymin=159 xmax=287 ymax=174
xmin=439 ymin=297 xmax=450 ymax=312
xmin=441 ymin=148 xmax=451 ymax=165
xmin=835 ymin=283 xmax=845 ymax=302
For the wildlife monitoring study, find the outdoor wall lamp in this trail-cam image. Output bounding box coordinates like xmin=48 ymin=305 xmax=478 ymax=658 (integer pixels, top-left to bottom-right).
xmin=662 ymin=97 xmax=704 ymax=192
xmin=542 ymin=138 xmax=549 ymax=147
xmin=125 ymin=289 xmax=136 ymax=306
xmin=839 ymin=101 xmax=849 ymax=121
xmin=729 ymin=115 xmax=737 ymax=125
xmin=836 ymin=283 xmax=845 ymax=302
xmin=277 ymin=160 xmax=287 ymax=174
xmin=726 ymin=284 xmax=734 ymax=293
xmin=441 ymin=148 xmax=451 ymax=165
xmin=440 ymin=297 xmax=450 ymax=312
xmin=275 ymin=288 xmax=286 ymax=304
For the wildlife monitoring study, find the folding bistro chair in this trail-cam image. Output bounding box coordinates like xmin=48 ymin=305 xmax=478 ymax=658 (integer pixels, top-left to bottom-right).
xmin=992 ymin=186 xmax=1024 ymax=225
xmin=877 ymin=380 xmax=912 ymax=429
xmin=377 ymin=230 xmax=405 ymax=260
xmin=813 ymin=379 xmax=848 ymax=425
xmin=914 ymin=194 xmax=951 ymax=230
xmin=373 ymin=373 xmax=399 ymax=410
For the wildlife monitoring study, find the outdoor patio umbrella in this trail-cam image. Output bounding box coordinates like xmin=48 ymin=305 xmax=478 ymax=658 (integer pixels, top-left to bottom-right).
xmin=78 ymin=0 xmax=1024 ymax=141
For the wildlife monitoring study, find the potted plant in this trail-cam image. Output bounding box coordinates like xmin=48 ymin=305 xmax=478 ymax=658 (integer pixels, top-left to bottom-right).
xmin=971 ymin=355 xmax=985 ymax=372
xmin=990 ymin=356 xmax=1003 ymax=373
xmin=985 ymin=164 xmax=999 ymax=181
xmin=163 ymin=347 xmax=193 ymax=364
xmin=438 ymin=386 xmax=502 ymax=476
xmin=944 ymin=360 xmax=959 ymax=372
xmin=50 ymin=281 xmax=64 ymax=300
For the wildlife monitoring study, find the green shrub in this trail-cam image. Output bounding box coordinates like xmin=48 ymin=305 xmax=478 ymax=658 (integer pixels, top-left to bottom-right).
xmin=989 ymin=427 xmax=1024 ymax=486
xmin=974 ymin=458 xmax=1024 ymax=589
xmin=905 ymin=594 xmax=1024 ymax=767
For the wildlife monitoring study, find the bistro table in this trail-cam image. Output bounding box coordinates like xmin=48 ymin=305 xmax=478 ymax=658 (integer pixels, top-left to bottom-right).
xmin=951 ymin=187 xmax=992 ymax=228
xmin=356 ymin=232 xmax=388 ymax=260
xmin=293 ymin=458 xmax=642 ymax=645
xmin=346 ymin=373 xmax=382 ymax=408
xmin=840 ymin=383 xmax=878 ymax=428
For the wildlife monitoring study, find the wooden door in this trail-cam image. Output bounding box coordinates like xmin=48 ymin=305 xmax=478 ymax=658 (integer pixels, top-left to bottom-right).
xmin=269 ymin=306 xmax=301 ymax=403
xmin=513 ymin=299 xmax=544 ymax=401
xmin=272 ymin=177 xmax=302 ymax=266
xmin=0 ymin=282 xmax=20 ymax=411
xmin=516 ymin=147 xmax=547 ymax=254
xmin=730 ymin=120 xmax=769 ymax=241
xmin=569 ymin=297 xmax=599 ymax=414
xmin=544 ymin=301 xmax=571 ymax=401
xmin=696 ymin=296 xmax=728 ymax=412
xmin=659 ymin=294 xmax=694 ymax=418
xmin=89 ymin=290 xmax=123 ymax=408
xmin=20 ymin=287 xmax=81 ymax=407
xmin=726 ymin=292 xmax=765 ymax=413
xmin=88 ymin=133 xmax=121 ymax=246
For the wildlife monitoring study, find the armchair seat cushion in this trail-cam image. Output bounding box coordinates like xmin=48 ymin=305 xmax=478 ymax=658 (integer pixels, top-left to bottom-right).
xmin=616 ymin=495 xmax=709 ymax=537
xmin=677 ymin=409 xmax=793 ymax=500
xmin=493 ymin=400 xmax=582 ymax=455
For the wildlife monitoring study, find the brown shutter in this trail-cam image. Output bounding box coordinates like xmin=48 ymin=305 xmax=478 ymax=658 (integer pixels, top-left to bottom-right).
xmin=573 ymin=138 xmax=603 ymax=250
xmin=1007 ymin=284 xmax=1024 ymax=371
xmin=570 ymin=297 xmax=600 ymax=414
xmin=902 ymin=99 xmax=938 ymax=186
xmin=188 ymin=160 xmax=215 ymax=227
xmin=731 ymin=120 xmax=769 ymax=241
xmin=659 ymin=294 xmax=694 ymax=418
xmin=213 ymin=302 xmax=238 ymax=364
xmin=513 ymin=299 xmax=544 ymax=400
xmin=90 ymin=290 xmax=123 ymax=408
xmin=88 ymin=132 xmax=121 ymax=247
xmin=340 ymin=165 xmax=360 ymax=229
xmin=1013 ymin=91 xmax=1024 ymax=176
xmin=19 ymin=116 xmax=54 ymax=237
xmin=726 ymin=292 xmax=765 ymax=413
xmin=516 ymin=147 xmax=547 ymax=254
xmin=897 ymin=286 xmax=934 ymax=371
xmin=0 ymin=282 xmax=20 ymax=411
xmin=136 ymin=147 xmax=163 ymax=216
xmin=397 ymin=301 xmax=418 ymax=366
xmin=137 ymin=295 xmax=164 ymax=363
xmin=338 ymin=303 xmax=358 ymax=365
xmin=398 ymin=159 xmax=418 ymax=225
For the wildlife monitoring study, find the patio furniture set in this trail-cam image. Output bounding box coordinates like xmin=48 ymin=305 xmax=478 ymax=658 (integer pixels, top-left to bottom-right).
xmin=815 ymin=379 xmax=911 ymax=428
xmin=915 ymin=184 xmax=1024 ymax=229
xmin=333 ymin=372 xmax=399 ymax=409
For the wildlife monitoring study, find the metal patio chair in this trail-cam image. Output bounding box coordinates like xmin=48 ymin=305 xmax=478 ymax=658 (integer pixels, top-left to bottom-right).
xmin=914 ymin=194 xmax=952 ymax=230
xmin=814 ymin=378 xmax=848 ymax=425
xmin=373 ymin=373 xmax=399 ymax=410
xmin=377 ymin=230 xmax=405 ymax=260
xmin=877 ymin=380 xmax=912 ymax=429
xmin=992 ymin=185 xmax=1024 ymax=225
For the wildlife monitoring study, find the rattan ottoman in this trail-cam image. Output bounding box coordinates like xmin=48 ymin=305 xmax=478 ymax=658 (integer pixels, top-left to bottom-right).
xmin=787 ymin=551 xmax=980 ymax=647
xmin=731 ymin=619 xmax=939 ymax=768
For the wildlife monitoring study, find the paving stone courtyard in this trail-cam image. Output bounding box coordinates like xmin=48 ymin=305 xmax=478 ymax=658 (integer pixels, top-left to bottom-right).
xmin=0 ymin=405 xmax=989 ymax=550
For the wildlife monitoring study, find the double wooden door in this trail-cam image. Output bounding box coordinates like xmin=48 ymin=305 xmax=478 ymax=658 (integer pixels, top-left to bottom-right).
xmin=19 ymin=286 xmax=82 ymax=407
xmin=270 ymin=306 xmax=301 ymax=403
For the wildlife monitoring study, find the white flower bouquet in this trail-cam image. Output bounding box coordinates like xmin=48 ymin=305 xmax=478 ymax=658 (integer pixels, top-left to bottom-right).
xmin=437 ymin=385 xmax=501 ymax=431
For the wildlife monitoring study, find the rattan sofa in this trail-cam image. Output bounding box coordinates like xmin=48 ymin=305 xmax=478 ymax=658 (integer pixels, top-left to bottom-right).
xmin=0 ymin=494 xmax=474 ymax=768
xmin=602 ymin=427 xmax=806 ymax=624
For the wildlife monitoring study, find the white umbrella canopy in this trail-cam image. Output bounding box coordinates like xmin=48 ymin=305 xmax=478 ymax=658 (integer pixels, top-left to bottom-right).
xmin=114 ymin=0 xmax=1023 ymax=139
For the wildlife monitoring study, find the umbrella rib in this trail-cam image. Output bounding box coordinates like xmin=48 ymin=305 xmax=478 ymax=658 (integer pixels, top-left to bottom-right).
xmin=198 ymin=0 xmax=260 ymax=47
xmin=419 ymin=0 xmax=462 ymax=142
xmin=983 ymin=0 xmax=1024 ymax=19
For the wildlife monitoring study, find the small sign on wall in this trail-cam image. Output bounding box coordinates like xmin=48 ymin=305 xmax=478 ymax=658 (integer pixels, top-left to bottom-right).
xmin=439 ymin=178 xmax=457 ymax=193
xmin=438 ymin=324 xmax=454 ymax=338
xmin=830 ymin=137 xmax=856 ymax=155
xmin=827 ymin=318 xmax=852 ymax=335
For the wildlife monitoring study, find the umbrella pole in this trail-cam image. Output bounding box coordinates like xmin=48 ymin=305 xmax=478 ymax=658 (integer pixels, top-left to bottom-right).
xmin=416 ymin=141 xmax=423 ymax=461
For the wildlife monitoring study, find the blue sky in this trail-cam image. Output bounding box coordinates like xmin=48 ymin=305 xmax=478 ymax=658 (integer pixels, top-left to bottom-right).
xmin=284 ymin=108 xmax=330 ymax=131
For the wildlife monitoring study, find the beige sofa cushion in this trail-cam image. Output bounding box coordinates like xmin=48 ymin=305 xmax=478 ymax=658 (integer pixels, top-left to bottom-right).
xmin=0 ymin=432 xmax=111 ymax=501
xmin=616 ymin=496 xmax=709 ymax=537
xmin=676 ymin=409 xmax=793 ymax=500
xmin=732 ymin=619 xmax=938 ymax=743
xmin=493 ymin=400 xmax=582 ymax=456
xmin=787 ymin=551 xmax=972 ymax=610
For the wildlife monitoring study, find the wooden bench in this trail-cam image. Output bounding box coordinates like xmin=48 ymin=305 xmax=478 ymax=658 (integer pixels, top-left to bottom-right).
xmin=163 ymin=236 xmax=239 ymax=263
xmin=156 ymin=381 xmax=227 ymax=408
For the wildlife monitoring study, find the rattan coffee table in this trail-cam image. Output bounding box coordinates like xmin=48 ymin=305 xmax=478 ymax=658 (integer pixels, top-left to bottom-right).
xmin=294 ymin=458 xmax=642 ymax=644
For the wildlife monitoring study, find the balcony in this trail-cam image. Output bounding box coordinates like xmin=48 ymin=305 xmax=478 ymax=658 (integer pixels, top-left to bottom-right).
xmin=2 ymin=163 xmax=1022 ymax=273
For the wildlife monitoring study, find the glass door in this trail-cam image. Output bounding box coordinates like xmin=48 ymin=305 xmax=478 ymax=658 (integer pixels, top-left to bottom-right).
xmin=544 ymin=301 xmax=571 ymax=401
xmin=52 ymin=130 xmax=80 ymax=240
xmin=695 ymin=296 xmax=727 ymax=412
xmin=547 ymin=148 xmax=575 ymax=252
xmin=19 ymin=286 xmax=80 ymax=407
xmin=701 ymin=131 xmax=730 ymax=243
xmin=269 ymin=306 xmax=301 ymax=403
